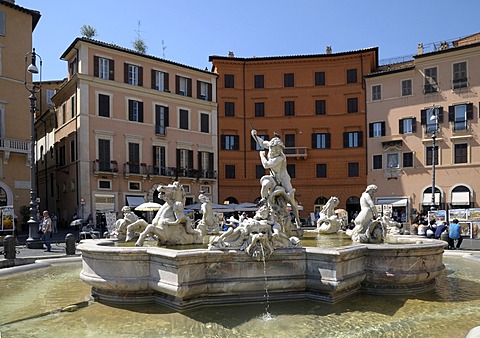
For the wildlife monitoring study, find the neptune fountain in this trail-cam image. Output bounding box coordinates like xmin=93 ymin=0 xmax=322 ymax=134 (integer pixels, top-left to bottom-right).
xmin=77 ymin=131 xmax=446 ymax=310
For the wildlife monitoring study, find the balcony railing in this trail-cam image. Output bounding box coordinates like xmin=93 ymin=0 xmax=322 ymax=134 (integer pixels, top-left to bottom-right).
xmin=284 ymin=146 xmax=308 ymax=159
xmin=124 ymin=162 xmax=148 ymax=176
xmin=92 ymin=160 xmax=119 ymax=174
xmin=0 ymin=137 xmax=29 ymax=154
xmin=452 ymin=78 xmax=468 ymax=90
xmin=147 ymin=166 xmax=217 ymax=179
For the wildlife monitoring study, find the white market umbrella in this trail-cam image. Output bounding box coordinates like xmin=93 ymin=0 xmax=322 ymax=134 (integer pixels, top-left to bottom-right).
xmin=135 ymin=202 xmax=162 ymax=211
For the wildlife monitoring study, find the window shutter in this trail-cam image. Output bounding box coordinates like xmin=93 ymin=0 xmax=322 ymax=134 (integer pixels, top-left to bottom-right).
xmin=128 ymin=100 xmax=133 ymax=120
xmin=412 ymin=118 xmax=417 ymax=133
xmin=368 ymin=123 xmax=374 ymax=138
xmin=208 ymin=153 xmax=214 ymax=171
xmin=399 ymin=119 xmax=404 ymax=134
xmin=187 ymin=78 xmax=192 ymax=97
xmin=208 ymin=83 xmax=212 ymax=101
xmin=188 ymin=150 xmax=193 ymax=169
xmin=176 ymin=149 xmax=181 ymax=168
xmin=234 ymin=135 xmax=240 ymax=150
xmin=164 ymin=107 xmax=169 ymax=127
xmin=358 ymin=132 xmax=363 ymax=147
xmin=197 ymin=152 xmax=203 ymax=172
xmin=311 ymin=133 xmax=317 ymax=148
xmin=94 ymin=56 xmax=99 ymax=77
xmin=221 ymin=136 xmax=226 ymax=150
xmin=420 ymin=109 xmax=427 ymax=125
xmin=197 ymin=80 xmax=201 ymax=99
xmin=138 ymin=102 xmax=144 ymax=122
xmin=448 ymin=105 xmax=455 ymax=122
xmin=124 ymin=63 xmax=129 ymax=83
xmin=151 ymin=69 xmax=156 ymax=89
xmin=138 ymin=66 xmax=143 ymax=86
xmin=438 ymin=107 xmax=444 ymax=123
xmin=466 ymin=103 xmax=474 ymax=120
xmin=109 ymin=59 xmax=115 ymax=80
xmin=343 ymin=132 xmax=348 ymax=148
xmin=381 ymin=122 xmax=386 ymax=136
xmin=326 ymin=133 xmax=331 ymax=148
xmin=175 ymin=76 xmax=180 ymax=94
xmin=164 ymin=73 xmax=169 ymax=91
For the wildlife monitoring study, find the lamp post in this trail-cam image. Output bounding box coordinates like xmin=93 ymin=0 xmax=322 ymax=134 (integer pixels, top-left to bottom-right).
xmin=24 ymin=48 xmax=43 ymax=249
xmin=429 ymin=106 xmax=439 ymax=211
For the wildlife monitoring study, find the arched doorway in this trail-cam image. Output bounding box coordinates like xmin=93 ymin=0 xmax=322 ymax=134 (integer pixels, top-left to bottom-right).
xmin=314 ymin=196 xmax=328 ymax=214
xmin=346 ymin=196 xmax=360 ymax=221
xmin=223 ymin=197 xmax=239 ymax=205
xmin=450 ymin=185 xmax=471 ymax=209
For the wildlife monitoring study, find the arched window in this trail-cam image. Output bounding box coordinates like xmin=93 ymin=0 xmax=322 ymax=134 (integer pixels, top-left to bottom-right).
xmin=224 ymin=197 xmax=239 ymax=205
xmin=314 ymin=196 xmax=328 ymax=213
xmin=451 ymin=185 xmax=471 ymax=208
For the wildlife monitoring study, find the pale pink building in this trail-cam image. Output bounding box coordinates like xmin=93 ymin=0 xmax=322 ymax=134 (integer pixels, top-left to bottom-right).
xmin=365 ymin=34 xmax=480 ymax=224
xmin=50 ymin=38 xmax=217 ymax=226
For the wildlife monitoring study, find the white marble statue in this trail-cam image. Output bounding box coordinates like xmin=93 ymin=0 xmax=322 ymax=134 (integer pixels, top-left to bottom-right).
xmin=196 ymin=193 xmax=218 ymax=235
xmin=316 ymin=196 xmax=346 ymax=234
xmin=111 ymin=206 xmax=138 ymax=241
xmin=348 ymin=184 xmax=385 ymax=243
xmin=135 ymin=181 xmax=202 ymax=246
xmin=382 ymin=210 xmax=403 ymax=235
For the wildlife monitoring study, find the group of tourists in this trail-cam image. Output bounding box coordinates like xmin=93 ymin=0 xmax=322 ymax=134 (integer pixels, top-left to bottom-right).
xmin=413 ymin=214 xmax=463 ymax=249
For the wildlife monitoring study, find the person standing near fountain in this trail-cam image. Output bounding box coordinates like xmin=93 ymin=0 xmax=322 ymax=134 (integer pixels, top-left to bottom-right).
xmin=448 ymin=219 xmax=463 ymax=249
xmin=41 ymin=210 xmax=52 ymax=252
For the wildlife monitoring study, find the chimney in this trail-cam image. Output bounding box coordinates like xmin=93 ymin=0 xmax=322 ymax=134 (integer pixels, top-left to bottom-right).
xmin=228 ymin=51 xmax=235 ymax=58
xmin=326 ymin=46 xmax=332 ymax=54
xmin=417 ymin=43 xmax=424 ymax=55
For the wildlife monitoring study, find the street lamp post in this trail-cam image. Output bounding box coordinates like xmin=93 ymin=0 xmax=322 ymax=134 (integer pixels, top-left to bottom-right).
xmin=24 ymin=48 xmax=43 ymax=249
xmin=429 ymin=107 xmax=439 ymax=211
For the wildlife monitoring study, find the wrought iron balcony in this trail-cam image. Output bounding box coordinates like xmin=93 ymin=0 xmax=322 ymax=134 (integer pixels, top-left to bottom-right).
xmin=284 ymin=146 xmax=308 ymax=159
xmin=92 ymin=160 xmax=119 ymax=175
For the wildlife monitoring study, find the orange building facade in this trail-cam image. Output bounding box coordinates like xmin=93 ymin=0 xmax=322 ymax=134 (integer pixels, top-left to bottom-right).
xmin=210 ymin=48 xmax=378 ymax=220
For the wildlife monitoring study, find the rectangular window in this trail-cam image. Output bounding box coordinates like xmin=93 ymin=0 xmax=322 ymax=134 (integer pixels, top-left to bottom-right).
xmin=152 ymin=70 xmax=169 ymax=91
xmin=373 ymin=155 xmax=382 ymax=170
xmin=70 ymin=140 xmax=75 ymax=162
xmin=128 ymin=142 xmax=140 ymax=173
xmin=221 ymin=135 xmax=239 ymax=150
xmin=98 ymin=180 xmax=111 ymax=190
xmin=225 ymin=164 xmax=235 ymax=178
xmin=284 ymin=73 xmax=294 ymax=87
xmin=347 ymin=98 xmax=358 ymax=113
xmin=98 ymin=139 xmax=111 ymax=171
xmin=284 ymin=101 xmax=295 ymax=116
xmin=348 ymin=162 xmax=359 ymax=177
xmin=128 ymin=100 xmax=144 ymax=122
xmin=200 ymin=113 xmax=209 ymax=133
xmin=94 ymin=56 xmax=114 ymax=80
xmin=287 ymin=164 xmax=296 ymax=178
xmin=402 ymin=79 xmax=412 ymax=96
xmin=424 ymin=107 xmax=441 ymax=134
xmin=426 ymin=146 xmax=439 ymax=166
xmin=449 ymin=104 xmax=470 ymax=131
xmin=344 ymin=131 xmax=363 ymax=148
xmin=62 ymin=104 xmax=66 ymax=124
xmin=225 ymin=102 xmax=235 ymax=116
xmin=70 ymin=96 xmax=76 ymax=118
xmin=176 ymin=75 xmax=191 ymax=96
xmin=46 ymin=89 xmax=55 ymax=106
xmin=155 ymin=105 xmax=169 ymax=135
xmin=255 ymin=102 xmax=265 ymax=117
xmin=254 ymin=75 xmax=264 ymax=88
xmin=69 ymin=58 xmax=77 ymax=76
xmin=315 ymin=71 xmax=325 ymax=86
xmin=177 ymin=148 xmax=193 ymax=170
xmin=255 ymin=165 xmax=265 ymax=179
xmin=58 ymin=145 xmax=66 ymax=166
xmin=403 ymin=152 xmax=414 ymax=167
xmin=316 ymin=163 xmax=327 ymax=178
xmin=372 ymin=85 xmax=381 ymax=101
xmin=197 ymin=81 xmax=212 ymax=101
xmin=284 ymin=134 xmax=295 ymax=147
xmin=198 ymin=151 xmax=214 ymax=178
xmin=0 ymin=11 xmax=5 ymax=36
xmin=454 ymin=143 xmax=468 ymax=164
xmin=179 ymin=109 xmax=189 ymax=130
xmin=315 ymin=100 xmax=326 ymax=115
xmin=125 ymin=63 xmax=142 ymax=86
xmin=153 ymin=146 xmax=166 ymax=175
xmin=347 ymin=69 xmax=357 ymax=83
xmin=369 ymin=122 xmax=385 ymax=138
xmin=424 ymin=67 xmax=438 ymax=93
xmin=453 ymin=61 xmax=467 ymax=89
xmin=225 ymin=74 xmax=234 ymax=88
xmin=399 ymin=117 xmax=416 ymax=134
xmin=311 ymin=133 xmax=330 ymax=149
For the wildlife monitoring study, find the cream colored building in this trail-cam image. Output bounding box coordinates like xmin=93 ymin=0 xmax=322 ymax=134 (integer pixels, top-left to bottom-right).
xmin=366 ymin=34 xmax=480 ymax=223
xmin=0 ymin=0 xmax=40 ymax=223
xmin=50 ymin=38 xmax=217 ymax=226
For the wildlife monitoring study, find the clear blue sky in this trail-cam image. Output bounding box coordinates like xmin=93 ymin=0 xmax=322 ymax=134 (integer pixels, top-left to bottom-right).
xmin=19 ymin=0 xmax=480 ymax=80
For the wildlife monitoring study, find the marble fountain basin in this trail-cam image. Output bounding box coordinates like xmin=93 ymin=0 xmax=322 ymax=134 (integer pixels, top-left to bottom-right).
xmin=78 ymin=236 xmax=446 ymax=310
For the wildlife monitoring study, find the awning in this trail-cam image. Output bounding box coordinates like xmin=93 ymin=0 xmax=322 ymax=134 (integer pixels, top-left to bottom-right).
xmin=422 ymin=193 xmax=441 ymax=205
xmin=376 ymin=198 xmax=408 ymax=207
xmin=451 ymin=191 xmax=470 ymax=205
xmin=126 ymin=196 xmax=145 ymax=208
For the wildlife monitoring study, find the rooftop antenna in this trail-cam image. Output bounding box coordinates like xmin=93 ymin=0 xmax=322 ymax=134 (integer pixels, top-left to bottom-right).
xmin=134 ymin=20 xmax=146 ymax=39
xmin=162 ymin=39 xmax=167 ymax=58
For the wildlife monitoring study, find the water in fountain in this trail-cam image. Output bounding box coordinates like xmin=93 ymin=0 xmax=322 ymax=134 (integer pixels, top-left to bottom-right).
xmin=259 ymin=243 xmax=274 ymax=322
xmin=1 ymin=255 xmax=480 ymax=337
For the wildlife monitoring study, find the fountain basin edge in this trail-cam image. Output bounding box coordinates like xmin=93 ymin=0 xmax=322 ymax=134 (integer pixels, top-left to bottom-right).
xmin=78 ymin=236 xmax=446 ymax=310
